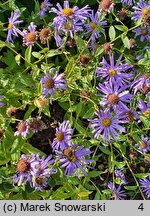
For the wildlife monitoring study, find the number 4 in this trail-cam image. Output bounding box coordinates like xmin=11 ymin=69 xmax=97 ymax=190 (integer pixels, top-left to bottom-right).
xmin=138 ymin=203 xmax=144 ymax=211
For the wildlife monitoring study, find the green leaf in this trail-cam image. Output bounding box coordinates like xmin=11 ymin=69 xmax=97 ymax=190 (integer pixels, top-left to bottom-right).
xmin=32 ymin=52 xmax=42 ymax=59
xmin=115 ymin=25 xmax=128 ymax=32
xmin=95 ymin=47 xmax=103 ymax=57
xmin=124 ymin=186 xmax=138 ymax=190
xmin=134 ymin=173 xmax=149 ymax=179
xmin=0 ymin=40 xmax=6 ymax=48
xmin=25 ymin=45 xmax=32 ymax=64
xmin=88 ymin=171 xmax=100 ymax=178
xmin=47 ymin=50 xmax=62 ymax=58
xmin=140 ymin=115 xmax=150 ymax=127
xmin=109 ymin=26 xmax=116 ymax=41
xmin=122 ymin=36 xmax=130 ymax=49
xmin=99 ymin=146 xmax=110 ymax=155
xmin=15 ymin=54 xmax=21 ymax=65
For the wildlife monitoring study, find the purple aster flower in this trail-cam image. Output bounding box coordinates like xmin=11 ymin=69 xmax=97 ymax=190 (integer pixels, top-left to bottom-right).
xmin=97 ymin=81 xmax=134 ymax=112
xmin=23 ymin=22 xmax=38 ymax=46
xmin=7 ymin=9 xmax=23 ymax=42
xmin=0 ymin=96 xmax=4 ymax=107
xmin=52 ymin=120 xmax=72 ymax=151
xmin=51 ymin=1 xmax=91 ymax=23
xmin=135 ymin=136 xmax=150 ymax=153
xmin=41 ymin=68 xmax=67 ymax=104
xmin=13 ymin=154 xmax=35 ymax=186
xmin=132 ymin=26 xmax=150 ymax=42
xmin=115 ymin=169 xmax=127 ymax=184
xmin=96 ymin=53 xmax=133 ymax=86
xmin=108 ymin=182 xmax=126 ymax=200
xmin=30 ymin=154 xmax=55 ymax=178
xmin=14 ymin=120 xmax=30 ymax=137
xmin=89 ymin=109 xmax=126 ymax=143
xmin=139 ymin=175 xmax=150 ymax=198
xmin=56 ymin=144 xmax=93 ymax=178
xmin=38 ymin=0 xmax=52 ymax=18
xmin=121 ymin=0 xmax=134 ymax=5
xmin=85 ymin=11 xmax=107 ymax=42
xmin=118 ymin=105 xmax=139 ymax=122
xmin=138 ymin=98 xmax=150 ymax=118
xmin=132 ymin=0 xmax=150 ymax=21
xmin=132 ymin=72 xmax=150 ymax=94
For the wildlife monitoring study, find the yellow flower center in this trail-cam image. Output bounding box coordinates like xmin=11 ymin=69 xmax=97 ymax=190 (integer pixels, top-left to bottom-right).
xmin=8 ymin=23 xmax=13 ymax=30
xmin=45 ymin=78 xmax=54 ymax=89
xmin=142 ymin=8 xmax=149 ymax=15
xmin=143 ymin=73 xmax=150 ymax=78
xmin=26 ymin=32 xmax=36 ymax=43
xmin=144 ymin=109 xmax=150 ymax=117
xmin=102 ymin=118 xmax=111 ymax=127
xmin=113 ymin=192 xmax=118 ymax=199
xmin=90 ymin=22 xmax=97 ymax=30
xmin=141 ymin=28 xmax=148 ymax=35
xmin=40 ymin=2 xmax=45 ymax=9
xmin=109 ymin=69 xmax=116 ymax=76
xmin=56 ymin=131 xmax=64 ymax=141
xmin=62 ymin=8 xmax=73 ymax=17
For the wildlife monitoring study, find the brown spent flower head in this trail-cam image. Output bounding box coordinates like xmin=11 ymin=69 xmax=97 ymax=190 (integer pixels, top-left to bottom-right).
xmin=63 ymin=147 xmax=77 ymax=162
xmin=141 ymin=84 xmax=150 ymax=94
xmin=30 ymin=119 xmax=43 ymax=133
xmin=0 ymin=129 xmax=4 ymax=140
xmin=129 ymin=38 xmax=136 ymax=48
xmin=6 ymin=106 xmax=18 ymax=117
xmin=129 ymin=150 xmax=138 ymax=159
xmin=144 ymin=154 xmax=150 ymax=163
xmin=35 ymin=176 xmax=44 ymax=185
xmin=66 ymin=38 xmax=76 ymax=48
xmin=79 ymin=54 xmax=90 ymax=67
xmin=17 ymin=159 xmax=30 ymax=173
xmin=118 ymin=8 xmax=128 ymax=21
xmin=34 ymin=96 xmax=49 ymax=109
xmin=100 ymin=0 xmax=113 ymax=12
xmin=125 ymin=111 xmax=135 ymax=121
xmin=103 ymin=42 xmax=113 ymax=54
xmin=39 ymin=28 xmax=51 ymax=44
xmin=107 ymin=94 xmax=119 ymax=105
xmin=17 ymin=121 xmax=27 ymax=133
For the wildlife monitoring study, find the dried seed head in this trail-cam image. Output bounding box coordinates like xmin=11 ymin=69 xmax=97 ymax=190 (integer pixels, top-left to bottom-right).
xmin=125 ymin=111 xmax=134 ymax=121
xmin=66 ymin=38 xmax=76 ymax=48
xmin=141 ymin=84 xmax=150 ymax=94
xmin=17 ymin=159 xmax=30 ymax=173
xmin=34 ymin=97 xmax=49 ymax=109
xmin=17 ymin=121 xmax=28 ymax=133
xmin=35 ymin=176 xmax=44 ymax=185
xmin=129 ymin=150 xmax=138 ymax=159
xmin=144 ymin=154 xmax=150 ymax=163
xmin=129 ymin=38 xmax=136 ymax=48
xmin=107 ymin=93 xmax=119 ymax=105
xmin=79 ymin=54 xmax=90 ymax=67
xmin=63 ymin=147 xmax=77 ymax=162
xmin=103 ymin=42 xmax=112 ymax=54
xmin=30 ymin=119 xmax=43 ymax=133
xmin=100 ymin=0 xmax=113 ymax=12
xmin=118 ymin=8 xmax=128 ymax=21
xmin=0 ymin=129 xmax=4 ymax=139
xmin=39 ymin=28 xmax=51 ymax=44
xmin=6 ymin=106 xmax=18 ymax=117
